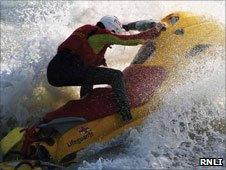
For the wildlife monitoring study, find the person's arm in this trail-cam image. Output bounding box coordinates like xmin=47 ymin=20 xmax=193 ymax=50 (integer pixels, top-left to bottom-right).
xmin=122 ymin=19 xmax=157 ymax=31
xmin=123 ymin=20 xmax=166 ymax=32
xmin=88 ymin=26 xmax=160 ymax=54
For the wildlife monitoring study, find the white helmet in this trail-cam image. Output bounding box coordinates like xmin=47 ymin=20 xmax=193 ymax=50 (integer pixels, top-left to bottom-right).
xmin=99 ymin=15 xmax=123 ymax=34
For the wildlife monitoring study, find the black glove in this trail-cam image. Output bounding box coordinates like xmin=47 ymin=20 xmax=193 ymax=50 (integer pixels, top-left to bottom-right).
xmin=156 ymin=22 xmax=166 ymax=31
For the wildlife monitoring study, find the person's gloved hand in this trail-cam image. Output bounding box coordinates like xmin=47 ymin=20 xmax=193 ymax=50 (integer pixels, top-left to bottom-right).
xmin=155 ymin=22 xmax=166 ymax=31
xmin=143 ymin=23 xmax=166 ymax=39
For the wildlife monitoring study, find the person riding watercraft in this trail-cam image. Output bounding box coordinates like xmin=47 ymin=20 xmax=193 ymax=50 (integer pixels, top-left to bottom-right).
xmin=47 ymin=15 xmax=164 ymax=123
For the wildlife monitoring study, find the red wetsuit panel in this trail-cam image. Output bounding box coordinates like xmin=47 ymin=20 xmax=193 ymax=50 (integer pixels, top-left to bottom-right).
xmin=43 ymin=65 xmax=167 ymax=122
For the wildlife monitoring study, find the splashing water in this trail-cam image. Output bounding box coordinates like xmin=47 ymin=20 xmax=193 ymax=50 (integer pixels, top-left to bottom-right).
xmin=0 ymin=1 xmax=225 ymax=169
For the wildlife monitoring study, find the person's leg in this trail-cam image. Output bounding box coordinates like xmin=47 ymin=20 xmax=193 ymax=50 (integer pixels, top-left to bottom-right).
xmin=47 ymin=51 xmax=86 ymax=87
xmin=47 ymin=52 xmax=96 ymax=99
xmin=80 ymin=85 xmax=93 ymax=98
xmin=47 ymin=53 xmax=132 ymax=122
xmin=83 ymin=67 xmax=132 ymax=122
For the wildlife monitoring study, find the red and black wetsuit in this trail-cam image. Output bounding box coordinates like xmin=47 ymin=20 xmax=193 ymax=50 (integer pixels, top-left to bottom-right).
xmin=47 ymin=24 xmax=160 ymax=121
